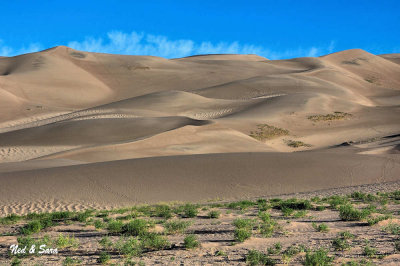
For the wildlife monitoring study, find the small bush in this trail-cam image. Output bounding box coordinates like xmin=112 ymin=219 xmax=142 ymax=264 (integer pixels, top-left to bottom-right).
xmin=184 ymin=234 xmax=200 ymax=249
xmin=267 ymin=243 xmax=282 ymax=255
xmin=63 ymin=257 xmax=82 ymax=266
xmin=235 ymin=228 xmax=252 ymax=242
xmin=0 ymin=214 xmax=22 ymax=225
xmin=164 ymin=220 xmax=191 ymax=234
xmin=274 ymin=198 xmax=312 ymax=211
xmin=312 ymin=222 xmax=329 ymax=233
xmin=285 ymin=139 xmax=312 ymax=148
xmin=339 ymin=205 xmax=370 ymax=221
xmin=316 ymin=206 xmax=326 ymax=211
xmin=94 ymin=219 xmax=105 ymax=229
xmin=367 ymin=215 xmax=391 ymax=226
xmin=332 ymin=231 xmax=354 ymax=251
xmin=97 ymin=252 xmax=111 ymax=264
xmin=246 ymin=250 xmax=276 ymax=266
xmin=114 ymin=237 xmax=142 ymax=257
xmin=107 ymin=220 xmax=124 ymax=234
xmin=99 ymin=236 xmax=113 ymax=250
xmin=207 ymin=210 xmax=221 ymax=219
xmin=183 ymin=204 xmax=199 ymax=218
xmin=304 ymin=248 xmax=333 ymax=266
xmin=74 ymin=210 xmax=93 ymax=222
xmin=363 ymin=245 xmax=377 ymax=258
xmin=123 ymin=219 xmax=150 ymax=236
xmin=249 ymin=124 xmax=289 ymax=141
xmin=227 ymin=200 xmax=255 ymax=210
xmin=154 ymin=205 xmax=172 ymax=219
xmin=383 ymin=223 xmax=400 ymax=235
xmin=141 ymin=232 xmax=170 ymax=250
xmin=20 ymin=220 xmax=42 ymax=235
xmin=307 ymin=112 xmax=352 ymax=122
xmin=55 ymin=234 xmax=79 ymax=249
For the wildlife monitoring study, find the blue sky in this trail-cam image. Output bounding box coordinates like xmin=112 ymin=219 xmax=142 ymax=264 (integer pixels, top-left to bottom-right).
xmin=1 ymin=0 xmax=399 ymax=59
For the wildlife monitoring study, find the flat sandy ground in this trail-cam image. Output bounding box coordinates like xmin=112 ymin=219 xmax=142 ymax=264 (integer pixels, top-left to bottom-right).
xmin=2 ymin=182 xmax=400 ymax=265
xmin=0 ymin=46 xmax=399 ymax=215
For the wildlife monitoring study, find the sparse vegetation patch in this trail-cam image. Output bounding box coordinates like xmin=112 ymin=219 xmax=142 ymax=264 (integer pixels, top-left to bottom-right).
xmin=249 ymin=124 xmax=289 ymax=141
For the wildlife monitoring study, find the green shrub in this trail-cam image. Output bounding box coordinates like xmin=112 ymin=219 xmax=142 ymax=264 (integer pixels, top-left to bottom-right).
xmin=363 ymin=245 xmax=377 ymax=258
xmin=312 ymin=222 xmax=329 ymax=233
xmin=234 ymin=228 xmax=252 ymax=242
xmin=383 ymin=223 xmax=400 ymax=235
xmin=367 ymin=215 xmax=391 ymax=226
xmin=304 ymin=248 xmax=333 ymax=266
xmin=183 ymin=204 xmax=199 ymax=218
xmin=184 ymin=234 xmax=200 ymax=249
xmin=55 ymin=234 xmax=79 ymax=249
xmin=227 ymin=200 xmax=255 ymax=210
xmin=94 ymin=219 xmax=105 ymax=229
xmin=274 ymin=198 xmax=312 ymax=210
xmin=20 ymin=220 xmax=42 ymax=235
xmin=123 ymin=219 xmax=150 ymax=236
xmin=0 ymin=214 xmax=22 ymax=225
xmin=332 ymin=231 xmax=354 ymax=251
xmin=328 ymin=195 xmax=349 ymax=209
xmin=114 ymin=237 xmax=142 ymax=257
xmin=339 ymin=205 xmax=370 ymax=221
xmin=141 ymin=232 xmax=170 ymax=250
xmin=99 ymin=236 xmax=113 ymax=250
xmin=107 ymin=220 xmax=124 ymax=234
xmin=246 ymin=250 xmax=276 ymax=266
xmin=97 ymin=252 xmax=111 ymax=264
xmin=281 ymin=207 xmax=294 ymax=217
xmin=154 ymin=205 xmax=172 ymax=219
xmin=207 ymin=210 xmax=221 ymax=219
xmin=267 ymin=243 xmax=282 ymax=255
xmin=316 ymin=206 xmax=326 ymax=211
xmin=62 ymin=257 xmax=82 ymax=266
xmin=164 ymin=220 xmax=191 ymax=234
xmin=74 ymin=210 xmax=93 ymax=222
xmin=50 ymin=211 xmax=73 ymax=221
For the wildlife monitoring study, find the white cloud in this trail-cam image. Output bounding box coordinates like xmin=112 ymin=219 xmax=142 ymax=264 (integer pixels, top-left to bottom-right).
xmin=0 ymin=40 xmax=42 ymax=57
xmin=1 ymin=31 xmax=337 ymax=60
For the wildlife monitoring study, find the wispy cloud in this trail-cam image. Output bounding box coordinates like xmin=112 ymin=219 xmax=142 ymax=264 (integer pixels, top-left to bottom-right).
xmin=0 ymin=40 xmax=42 ymax=57
xmin=1 ymin=31 xmax=336 ymax=59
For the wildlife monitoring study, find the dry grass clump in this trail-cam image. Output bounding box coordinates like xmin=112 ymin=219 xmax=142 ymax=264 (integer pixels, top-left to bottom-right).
xmin=307 ymin=112 xmax=352 ymax=122
xmin=249 ymin=124 xmax=289 ymax=141
xmin=285 ymin=140 xmax=312 ymax=148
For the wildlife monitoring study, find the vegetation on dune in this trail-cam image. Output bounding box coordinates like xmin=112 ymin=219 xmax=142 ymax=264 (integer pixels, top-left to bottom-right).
xmin=307 ymin=111 xmax=352 ymax=122
xmin=249 ymin=124 xmax=289 ymax=141
xmin=285 ymin=139 xmax=312 ymax=148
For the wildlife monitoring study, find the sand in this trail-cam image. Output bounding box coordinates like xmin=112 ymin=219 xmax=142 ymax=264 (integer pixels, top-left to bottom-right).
xmin=0 ymin=46 xmax=399 ymax=214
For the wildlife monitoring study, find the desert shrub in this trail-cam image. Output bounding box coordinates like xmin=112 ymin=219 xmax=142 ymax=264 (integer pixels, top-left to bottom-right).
xmin=50 ymin=211 xmax=73 ymax=221
xmin=285 ymin=140 xmax=311 ymax=148
xmin=141 ymin=232 xmax=170 ymax=250
xmin=182 ymin=204 xmax=199 ymax=218
xmin=73 ymin=210 xmax=93 ymax=222
xmin=62 ymin=257 xmax=82 ymax=266
xmin=207 ymin=210 xmax=221 ymax=219
xmin=94 ymin=219 xmax=105 ymax=229
xmin=363 ymin=245 xmax=377 ymax=258
xmin=16 ymin=235 xmax=51 ymax=257
xmin=394 ymin=240 xmax=400 ymax=252
xmin=99 ymin=236 xmax=113 ymax=250
xmin=339 ymin=205 xmax=370 ymax=221
xmin=332 ymin=231 xmax=354 ymax=251
xmin=294 ymin=210 xmax=307 ymax=218
xmin=312 ymin=222 xmax=329 ymax=233
xmin=274 ymin=198 xmax=312 ymax=211
xmin=114 ymin=237 xmax=142 ymax=257
xmin=107 ymin=219 xmax=124 ymax=234
xmin=164 ymin=220 xmax=191 ymax=234
xmin=316 ymin=205 xmax=326 ymax=211
xmin=55 ymin=234 xmax=79 ymax=249
xmin=123 ymin=219 xmax=150 ymax=236
xmin=235 ymin=228 xmax=252 ymax=242
xmin=307 ymin=112 xmax=352 ymax=122
xmin=383 ymin=223 xmax=400 ymax=235
xmin=154 ymin=205 xmax=172 ymax=219
xmin=11 ymin=257 xmax=22 ymax=266
xmin=249 ymin=124 xmax=289 ymax=141
xmin=97 ymin=252 xmax=111 ymax=264
xmin=328 ymin=195 xmax=349 ymax=209
xmin=246 ymin=250 xmax=276 ymax=266
xmin=304 ymin=248 xmax=333 ymax=266
xmin=367 ymin=214 xmax=391 ymax=226
xmin=0 ymin=214 xmax=22 ymax=225
xmin=20 ymin=220 xmax=43 ymax=235
xmin=259 ymin=220 xmax=278 ymax=237
xmin=215 ymin=250 xmax=227 ymax=256
xmin=227 ymin=200 xmax=256 ymax=210
xmin=281 ymin=244 xmax=305 ymax=264
xmin=184 ymin=234 xmax=200 ymax=249
xmin=267 ymin=243 xmax=282 ymax=255
xmin=282 ymin=207 xmax=294 ymax=217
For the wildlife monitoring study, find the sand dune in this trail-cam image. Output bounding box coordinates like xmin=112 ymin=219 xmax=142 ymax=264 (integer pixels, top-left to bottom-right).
xmin=0 ymin=47 xmax=399 ymax=213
